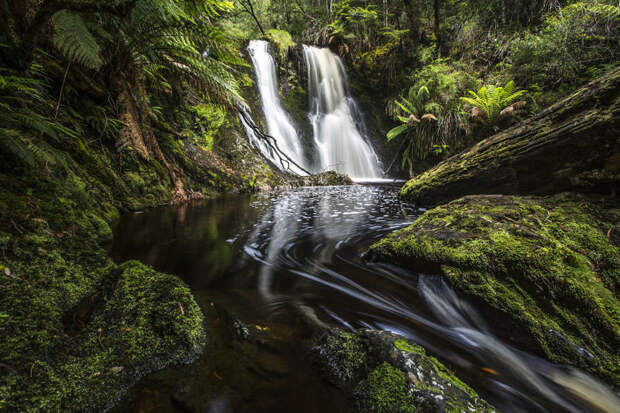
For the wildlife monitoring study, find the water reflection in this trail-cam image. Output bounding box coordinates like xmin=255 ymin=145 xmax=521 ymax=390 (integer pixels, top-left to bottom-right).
xmin=111 ymin=186 xmax=619 ymax=413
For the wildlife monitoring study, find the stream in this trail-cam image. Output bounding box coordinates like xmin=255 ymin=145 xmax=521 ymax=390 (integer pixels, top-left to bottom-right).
xmin=109 ymin=185 xmax=618 ymax=413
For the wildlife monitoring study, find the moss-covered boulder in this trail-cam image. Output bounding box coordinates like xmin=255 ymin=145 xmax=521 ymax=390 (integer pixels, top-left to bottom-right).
xmin=314 ymin=329 xmax=498 ymax=412
xmin=367 ymin=194 xmax=620 ymax=386
xmin=400 ymin=67 xmax=620 ymax=206
xmin=0 ymin=256 xmax=205 ymax=412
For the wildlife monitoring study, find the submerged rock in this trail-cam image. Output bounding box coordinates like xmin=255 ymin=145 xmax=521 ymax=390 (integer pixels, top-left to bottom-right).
xmin=367 ymin=193 xmax=620 ymax=386
xmin=314 ymin=329 xmax=498 ymax=412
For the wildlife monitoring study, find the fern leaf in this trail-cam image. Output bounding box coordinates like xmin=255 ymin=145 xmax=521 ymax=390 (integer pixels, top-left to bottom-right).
xmin=460 ymin=97 xmax=479 ymax=106
xmin=52 ymin=10 xmax=102 ymax=69
xmin=395 ymin=99 xmax=413 ymax=115
xmin=387 ymin=124 xmax=410 ymax=141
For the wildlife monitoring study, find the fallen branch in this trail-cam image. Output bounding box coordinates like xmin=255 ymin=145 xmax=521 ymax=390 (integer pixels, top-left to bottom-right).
xmin=237 ymin=106 xmax=313 ymax=176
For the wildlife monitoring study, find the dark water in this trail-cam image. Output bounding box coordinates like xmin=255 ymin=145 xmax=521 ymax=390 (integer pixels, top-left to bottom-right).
xmin=109 ymin=185 xmax=618 ymax=413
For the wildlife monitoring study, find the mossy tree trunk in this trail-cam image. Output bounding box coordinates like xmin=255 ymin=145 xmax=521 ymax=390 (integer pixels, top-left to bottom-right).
xmin=115 ymin=71 xmax=190 ymax=204
xmin=400 ymin=67 xmax=620 ymax=206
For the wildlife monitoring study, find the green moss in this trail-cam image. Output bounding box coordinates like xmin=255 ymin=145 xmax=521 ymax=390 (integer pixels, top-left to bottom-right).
xmin=354 ymin=40 xmax=401 ymax=89
xmin=369 ymin=193 xmax=620 ymax=386
xmin=0 ymin=238 xmax=205 ymax=412
xmin=124 ymin=172 xmax=146 ymax=192
xmin=357 ymin=362 xmax=416 ymax=413
xmin=393 ymin=338 xmax=479 ymax=399
xmin=0 ymin=128 xmax=209 ymax=411
xmin=264 ymin=29 xmax=296 ymax=60
xmin=316 ymin=330 xmax=495 ymax=412
xmin=394 ymin=338 xmax=423 ymax=354
xmin=319 ymin=330 xmax=368 ymax=384
xmin=189 ymin=103 xmax=229 ymax=151
xmin=281 ymin=83 xmax=311 ymax=140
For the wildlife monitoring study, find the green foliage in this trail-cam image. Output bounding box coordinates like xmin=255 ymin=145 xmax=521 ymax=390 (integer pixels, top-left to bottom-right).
xmin=460 ymin=80 xmax=526 ymax=122
xmin=358 ymin=362 xmax=416 ymax=413
xmin=51 ymin=10 xmax=103 ymax=69
xmin=265 ymin=29 xmax=296 ymax=60
xmin=44 ymin=0 xmax=244 ymax=106
xmin=83 ymin=104 xmax=125 ymax=142
xmin=116 ymin=0 xmax=243 ymax=104
xmin=386 ymin=61 xmax=469 ymax=173
xmin=328 ymin=0 xmax=381 ymax=49
xmin=189 ymin=103 xmax=229 ymax=151
xmin=0 ymin=64 xmax=78 ymax=168
xmin=330 ymin=0 xmax=378 ymax=33
xmin=510 ymin=1 xmax=620 ymax=88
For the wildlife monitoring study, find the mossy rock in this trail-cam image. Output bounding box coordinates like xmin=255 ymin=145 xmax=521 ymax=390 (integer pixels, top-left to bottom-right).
xmin=264 ymin=29 xmax=296 ymax=61
xmin=0 ymin=260 xmax=205 ymax=412
xmin=314 ymin=329 xmax=497 ymax=413
xmin=302 ymin=171 xmax=354 ymax=186
xmin=367 ymin=193 xmax=620 ymax=386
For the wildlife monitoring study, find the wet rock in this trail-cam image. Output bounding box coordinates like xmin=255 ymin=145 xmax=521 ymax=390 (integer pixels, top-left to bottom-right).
xmin=313 ymin=329 xmax=498 ymax=412
xmin=301 ymin=171 xmax=354 ymax=187
xmin=367 ymin=193 xmax=620 ymax=387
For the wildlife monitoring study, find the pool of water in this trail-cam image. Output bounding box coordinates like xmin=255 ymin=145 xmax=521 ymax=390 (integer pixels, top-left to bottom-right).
xmin=109 ymin=185 xmax=618 ymax=413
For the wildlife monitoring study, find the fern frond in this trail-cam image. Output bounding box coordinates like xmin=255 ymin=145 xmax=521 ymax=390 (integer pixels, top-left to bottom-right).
xmin=0 ymin=129 xmax=37 ymax=167
xmin=395 ymin=99 xmax=414 ymax=115
xmin=0 ymin=129 xmax=71 ymax=169
xmin=52 ymin=10 xmax=103 ymax=69
xmin=387 ymin=124 xmax=410 ymax=141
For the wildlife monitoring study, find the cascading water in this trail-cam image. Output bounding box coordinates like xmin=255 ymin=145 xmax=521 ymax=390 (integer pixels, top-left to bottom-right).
xmin=247 ymin=40 xmax=307 ymax=175
xmin=303 ymin=45 xmax=383 ymax=180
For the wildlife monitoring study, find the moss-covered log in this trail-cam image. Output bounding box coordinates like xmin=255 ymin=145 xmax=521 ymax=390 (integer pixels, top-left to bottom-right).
xmin=400 ymin=67 xmax=620 ymax=206
xmin=367 ymin=193 xmax=620 ymax=386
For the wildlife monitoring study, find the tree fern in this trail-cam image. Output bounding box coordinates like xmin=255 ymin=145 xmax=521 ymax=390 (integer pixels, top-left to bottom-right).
xmin=51 ymin=10 xmax=103 ymax=69
xmin=461 ymin=81 xmax=527 ymax=122
xmin=108 ymin=0 xmax=243 ymax=105
xmin=385 ymin=83 xmax=460 ymax=173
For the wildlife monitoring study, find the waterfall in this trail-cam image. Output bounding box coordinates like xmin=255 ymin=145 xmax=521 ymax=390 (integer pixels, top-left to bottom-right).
xmin=245 ymin=40 xmax=384 ymax=180
xmin=303 ymin=45 xmax=382 ymax=180
xmin=247 ymin=40 xmax=307 ymax=175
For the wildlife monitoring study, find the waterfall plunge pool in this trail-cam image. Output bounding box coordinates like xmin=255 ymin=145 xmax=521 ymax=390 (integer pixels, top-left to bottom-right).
xmin=109 ymin=185 xmax=616 ymax=413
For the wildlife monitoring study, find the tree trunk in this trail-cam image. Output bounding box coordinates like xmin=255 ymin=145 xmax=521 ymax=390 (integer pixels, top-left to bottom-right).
xmin=116 ymin=75 xmax=190 ymax=204
xmin=400 ymin=67 xmax=620 ymax=206
xmin=401 ymin=0 xmax=419 ymax=44
xmin=434 ymin=0 xmax=443 ymax=56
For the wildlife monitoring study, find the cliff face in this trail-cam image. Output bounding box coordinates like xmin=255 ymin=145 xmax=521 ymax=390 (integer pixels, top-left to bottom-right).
xmin=400 ymin=67 xmax=620 ymax=206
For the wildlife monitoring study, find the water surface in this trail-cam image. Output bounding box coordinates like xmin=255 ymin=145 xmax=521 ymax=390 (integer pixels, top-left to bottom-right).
xmin=110 ymin=185 xmax=618 ymax=413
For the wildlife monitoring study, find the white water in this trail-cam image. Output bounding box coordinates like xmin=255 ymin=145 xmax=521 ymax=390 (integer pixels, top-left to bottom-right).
xmin=247 ymin=40 xmax=307 ymax=175
xmin=303 ymin=45 xmax=382 ymax=180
